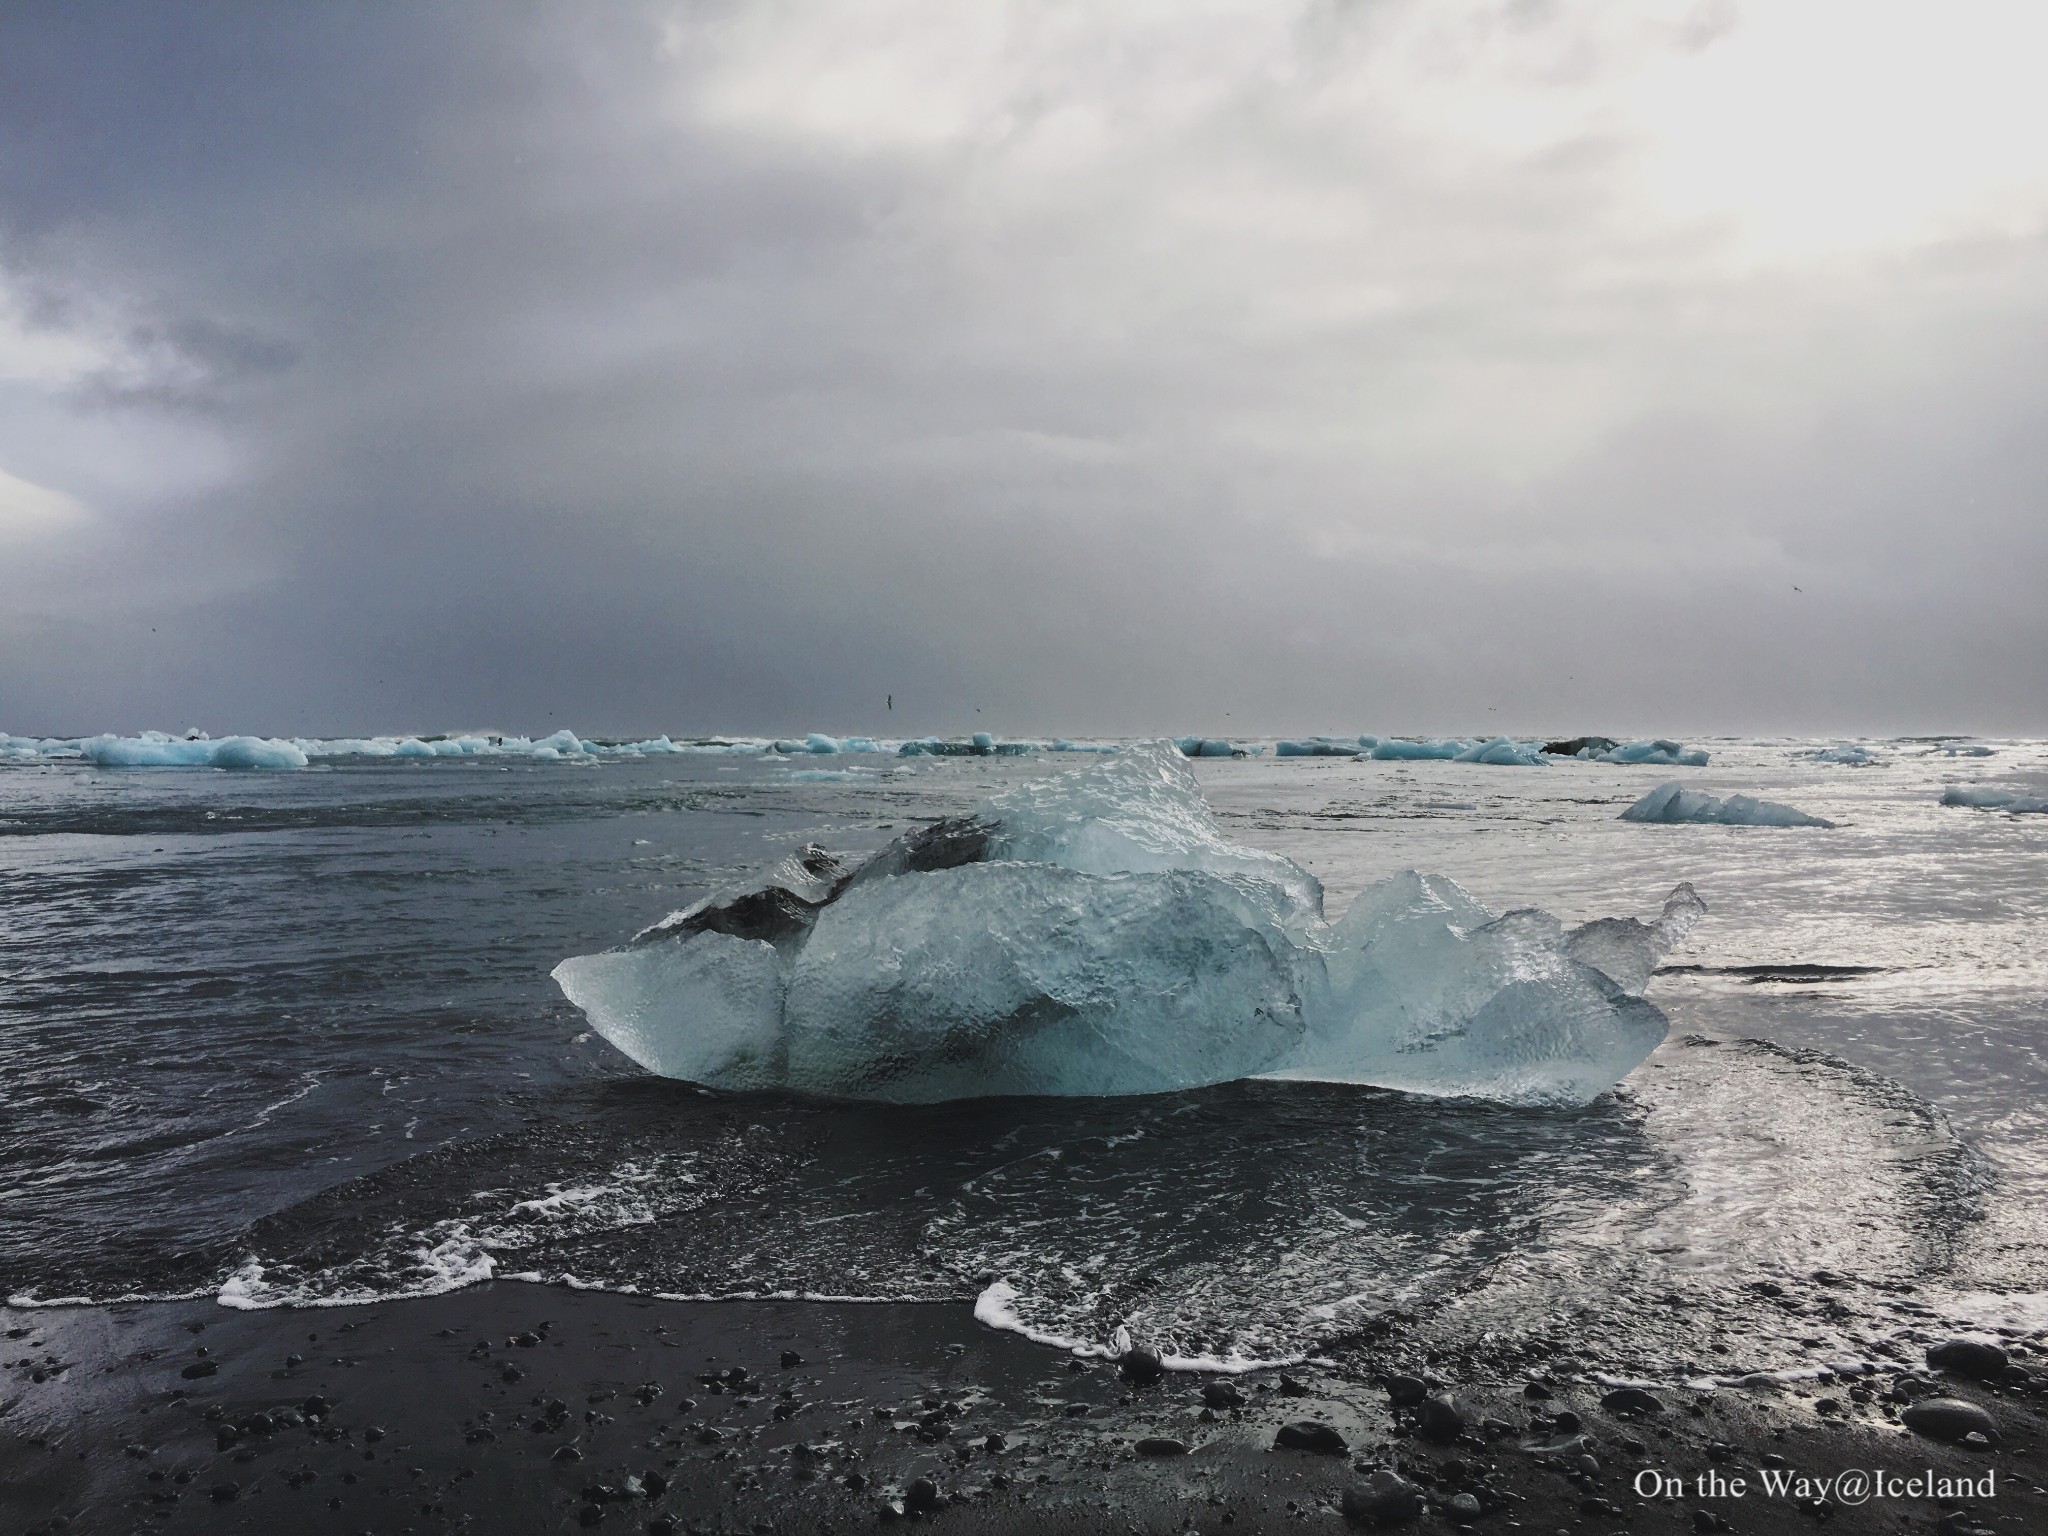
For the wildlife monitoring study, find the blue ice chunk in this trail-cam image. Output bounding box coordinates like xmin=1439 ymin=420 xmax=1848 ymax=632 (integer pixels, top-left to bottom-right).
xmin=1370 ymin=738 xmax=1465 ymax=761
xmin=1453 ymin=736 xmax=1548 ymax=766
xmin=1598 ymin=740 xmax=1711 ymax=767
xmin=557 ymin=743 xmax=1705 ymax=1108
xmin=1621 ymin=782 xmax=1834 ymax=828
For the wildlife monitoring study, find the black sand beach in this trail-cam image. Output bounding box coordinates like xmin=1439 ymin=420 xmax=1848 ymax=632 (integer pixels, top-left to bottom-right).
xmin=5 ymin=1282 xmax=2041 ymax=1535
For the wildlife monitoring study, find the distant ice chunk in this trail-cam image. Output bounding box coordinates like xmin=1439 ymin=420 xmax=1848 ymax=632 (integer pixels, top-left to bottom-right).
xmin=1622 ymin=782 xmax=1835 ymax=828
xmin=1175 ymin=737 xmax=1256 ymax=758
xmin=77 ymin=731 xmax=309 ymax=771
xmin=1804 ymin=743 xmax=1882 ymax=766
xmin=1370 ymin=738 xmax=1466 ymax=761
xmin=1454 ymin=736 xmax=1548 ymax=766
xmin=556 ymin=742 xmax=1703 ymax=1108
xmin=1942 ymin=785 xmax=2048 ymax=814
xmin=1276 ymin=738 xmax=1364 ymax=757
xmin=1599 ymin=740 xmax=1711 ymax=767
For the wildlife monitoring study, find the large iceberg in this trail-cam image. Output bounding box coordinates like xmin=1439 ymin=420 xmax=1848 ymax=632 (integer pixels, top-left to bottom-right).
xmin=555 ymin=742 xmax=1703 ymax=1108
xmin=1622 ymin=782 xmax=1835 ymax=828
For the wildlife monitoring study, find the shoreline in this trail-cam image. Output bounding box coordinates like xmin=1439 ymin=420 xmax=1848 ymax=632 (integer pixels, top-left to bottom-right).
xmin=5 ymin=1281 xmax=2042 ymax=1535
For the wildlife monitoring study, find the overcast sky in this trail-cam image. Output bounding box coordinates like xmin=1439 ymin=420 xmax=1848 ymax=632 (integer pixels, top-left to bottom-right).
xmin=3 ymin=1 xmax=2045 ymax=739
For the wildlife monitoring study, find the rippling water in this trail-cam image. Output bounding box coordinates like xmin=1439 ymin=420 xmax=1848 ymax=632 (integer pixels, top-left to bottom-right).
xmin=3 ymin=739 xmax=2044 ymax=1375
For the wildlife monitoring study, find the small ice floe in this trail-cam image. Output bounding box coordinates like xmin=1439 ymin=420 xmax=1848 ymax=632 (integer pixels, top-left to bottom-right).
xmin=1622 ymin=782 xmax=1834 ymax=828
xmin=1942 ymin=785 xmax=2048 ymax=815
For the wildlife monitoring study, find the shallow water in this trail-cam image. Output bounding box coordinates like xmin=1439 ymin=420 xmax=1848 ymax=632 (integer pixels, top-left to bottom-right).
xmin=3 ymin=738 xmax=2044 ymax=1377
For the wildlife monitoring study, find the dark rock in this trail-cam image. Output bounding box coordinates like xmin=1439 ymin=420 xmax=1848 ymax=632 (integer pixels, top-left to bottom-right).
xmin=1927 ymin=1340 xmax=2009 ymax=1380
xmin=1203 ymin=1380 xmax=1246 ymax=1408
xmin=779 ymin=1350 xmax=805 ymax=1369
xmin=1541 ymin=737 xmax=1617 ymax=757
xmin=1549 ymin=1409 xmax=1582 ymax=1434
xmin=214 ymin=1426 xmax=239 ymax=1451
xmin=1275 ymin=1420 xmax=1348 ymax=1454
xmin=1118 ymin=1346 xmax=1164 ymax=1384
xmin=1340 ymin=1469 xmax=1424 ymax=1526
xmin=1419 ymin=1393 xmax=1469 ymax=1443
xmin=1693 ymin=1511 xmax=1731 ymax=1533
xmin=694 ymin=1427 xmax=724 ymax=1444
xmin=1385 ymin=1375 xmax=1428 ymax=1407
xmin=982 ymin=1433 xmax=1006 ymax=1453
xmin=903 ymin=1477 xmax=942 ymax=1515
xmin=1279 ymin=1375 xmax=1310 ymax=1397
xmin=1598 ymin=1386 xmax=1664 ymax=1415
xmin=1135 ymin=1436 xmax=1188 ymax=1457
xmin=364 ymin=1425 xmax=385 ymax=1442
xmin=209 ymin=1483 xmax=240 ymax=1503
xmin=1900 ymin=1398 xmax=1999 ymax=1445
xmin=1522 ymin=1380 xmax=1552 ymax=1400
xmin=180 ymin=1360 xmax=218 ymax=1380
xmin=1062 ymin=1402 xmax=1092 ymax=1418
xmin=301 ymin=1395 xmax=328 ymax=1418
xmin=552 ymin=1445 xmax=582 ymax=1462
xmin=1445 ymin=1491 xmax=1483 ymax=1524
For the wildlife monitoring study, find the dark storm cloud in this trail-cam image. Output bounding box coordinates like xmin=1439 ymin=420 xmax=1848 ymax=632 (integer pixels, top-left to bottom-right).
xmin=1 ymin=1 xmax=2044 ymax=738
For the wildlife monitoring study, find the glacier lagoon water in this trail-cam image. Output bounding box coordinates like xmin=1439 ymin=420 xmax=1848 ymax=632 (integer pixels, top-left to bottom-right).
xmin=2 ymin=737 xmax=2044 ymax=1375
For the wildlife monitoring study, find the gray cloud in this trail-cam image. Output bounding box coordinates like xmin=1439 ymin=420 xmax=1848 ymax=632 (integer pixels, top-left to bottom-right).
xmin=2 ymin=1 xmax=2044 ymax=738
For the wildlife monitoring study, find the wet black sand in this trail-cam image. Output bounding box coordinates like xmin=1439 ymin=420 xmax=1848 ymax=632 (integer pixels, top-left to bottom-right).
xmin=4 ymin=1283 xmax=2044 ymax=1535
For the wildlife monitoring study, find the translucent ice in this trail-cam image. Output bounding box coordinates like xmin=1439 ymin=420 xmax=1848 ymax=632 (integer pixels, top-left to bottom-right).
xmin=556 ymin=742 xmax=1703 ymax=1107
xmin=78 ymin=731 xmax=310 ymax=770
xmin=1599 ymin=740 xmax=1711 ymax=767
xmin=1804 ymin=743 xmax=1882 ymax=766
xmin=1622 ymin=782 xmax=1835 ymax=828
xmin=1370 ymin=738 xmax=1467 ymax=760
xmin=1454 ymin=736 xmax=1548 ymax=766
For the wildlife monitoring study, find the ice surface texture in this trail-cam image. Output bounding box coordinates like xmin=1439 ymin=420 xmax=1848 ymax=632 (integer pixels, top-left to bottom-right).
xmin=556 ymin=742 xmax=1703 ymax=1107
xmin=1622 ymin=782 xmax=1835 ymax=828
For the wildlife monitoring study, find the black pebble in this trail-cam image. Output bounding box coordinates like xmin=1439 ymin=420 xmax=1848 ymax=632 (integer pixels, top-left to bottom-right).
xmin=209 ymin=1482 xmax=240 ymax=1503
xmin=552 ymin=1445 xmax=582 ymax=1462
xmin=1901 ymin=1397 xmax=1999 ymax=1445
xmin=1599 ymin=1386 xmax=1664 ymax=1415
xmin=1340 ymin=1468 xmax=1423 ymax=1526
xmin=904 ymin=1477 xmax=942 ymax=1514
xmin=180 ymin=1360 xmax=218 ymax=1380
xmin=1384 ymin=1375 xmax=1427 ymax=1407
xmin=1118 ymin=1346 xmax=1164 ymax=1385
xmin=1419 ymin=1393 xmax=1469 ymax=1443
xmin=1927 ymin=1340 xmax=2009 ymax=1380
xmin=1135 ymin=1436 xmax=1187 ymax=1457
xmin=1275 ymin=1420 xmax=1348 ymax=1454
xmin=1202 ymin=1380 xmax=1246 ymax=1409
xmin=779 ymin=1350 xmax=804 ymax=1369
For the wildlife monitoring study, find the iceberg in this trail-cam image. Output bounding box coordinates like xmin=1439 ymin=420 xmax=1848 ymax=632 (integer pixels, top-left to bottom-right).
xmin=1174 ymin=737 xmax=1257 ymax=758
xmin=1598 ymin=740 xmax=1711 ymax=767
xmin=1804 ymin=743 xmax=1882 ymax=766
xmin=555 ymin=742 xmax=1704 ymax=1108
xmin=1622 ymin=782 xmax=1835 ymax=828
xmin=77 ymin=730 xmax=310 ymax=771
xmin=1370 ymin=738 xmax=1467 ymax=761
xmin=1454 ymin=736 xmax=1548 ymax=766
xmin=1942 ymin=785 xmax=2048 ymax=814
xmin=1275 ymin=738 xmax=1365 ymax=757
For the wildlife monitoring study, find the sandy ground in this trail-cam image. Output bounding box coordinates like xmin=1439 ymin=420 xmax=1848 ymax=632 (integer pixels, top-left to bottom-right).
xmin=3 ymin=1283 xmax=2041 ymax=1535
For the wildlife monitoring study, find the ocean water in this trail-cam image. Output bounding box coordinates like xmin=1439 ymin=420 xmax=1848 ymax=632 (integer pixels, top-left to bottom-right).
xmin=3 ymin=739 xmax=2044 ymax=1380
